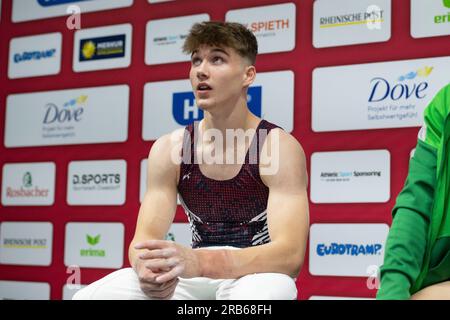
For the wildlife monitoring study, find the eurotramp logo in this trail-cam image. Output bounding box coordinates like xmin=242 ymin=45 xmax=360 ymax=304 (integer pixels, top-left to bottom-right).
xmin=172 ymin=86 xmax=262 ymax=125
xmin=316 ymin=243 xmax=383 ymax=257
xmin=13 ymin=49 xmax=57 ymax=64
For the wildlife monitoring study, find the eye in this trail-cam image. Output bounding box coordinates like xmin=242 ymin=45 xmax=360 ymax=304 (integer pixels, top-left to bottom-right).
xmin=191 ymin=57 xmax=201 ymax=66
xmin=212 ymin=56 xmax=224 ymax=64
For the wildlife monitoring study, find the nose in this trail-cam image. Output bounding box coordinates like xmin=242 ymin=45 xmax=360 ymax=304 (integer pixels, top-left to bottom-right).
xmin=196 ymin=60 xmax=209 ymax=81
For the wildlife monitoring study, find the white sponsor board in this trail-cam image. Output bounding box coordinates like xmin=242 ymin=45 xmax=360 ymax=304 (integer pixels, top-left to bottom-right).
xmin=145 ymin=14 xmax=210 ymax=65
xmin=12 ymin=0 xmax=133 ymax=23
xmin=5 ymin=85 xmax=129 ymax=148
xmin=142 ymin=70 xmax=294 ymax=140
xmin=0 ymin=222 xmax=53 ymax=266
xmin=62 ymin=284 xmax=86 ymax=300
xmin=411 ymin=0 xmax=450 ymax=38
xmin=226 ymin=3 xmax=296 ymax=54
xmin=310 ymin=150 xmax=390 ymax=203
xmin=64 ymin=222 xmax=124 ymax=269
xmin=67 ymin=160 xmax=127 ymax=206
xmin=313 ymin=0 xmax=391 ymax=48
xmin=1 ymin=162 xmax=55 ymax=206
xmin=8 ymin=32 xmax=62 ymax=79
xmin=0 ymin=281 xmax=50 ymax=300
xmin=309 ymin=223 xmax=389 ymax=277
xmin=166 ymin=223 xmax=191 ymax=247
xmin=312 ymin=56 xmax=450 ymax=132
xmin=73 ymin=23 xmax=132 ymax=72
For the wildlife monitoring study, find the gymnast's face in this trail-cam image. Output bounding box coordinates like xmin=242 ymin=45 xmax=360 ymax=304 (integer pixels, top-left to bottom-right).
xmin=189 ymin=44 xmax=253 ymax=111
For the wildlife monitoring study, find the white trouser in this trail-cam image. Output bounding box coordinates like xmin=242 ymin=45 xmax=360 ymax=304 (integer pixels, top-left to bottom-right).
xmin=72 ymin=268 xmax=297 ymax=300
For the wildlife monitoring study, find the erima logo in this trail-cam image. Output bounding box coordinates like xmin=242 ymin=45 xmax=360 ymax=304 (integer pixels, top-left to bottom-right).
xmin=80 ymin=234 xmax=105 ymax=257
xmin=37 ymin=0 xmax=90 ymax=6
xmin=317 ymin=243 xmax=383 ymax=256
xmin=172 ymin=86 xmax=262 ymax=126
xmin=444 ymin=0 xmax=450 ymax=9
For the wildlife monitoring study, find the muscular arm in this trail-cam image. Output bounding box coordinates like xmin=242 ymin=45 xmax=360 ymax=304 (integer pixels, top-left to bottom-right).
xmin=128 ymin=132 xmax=181 ymax=270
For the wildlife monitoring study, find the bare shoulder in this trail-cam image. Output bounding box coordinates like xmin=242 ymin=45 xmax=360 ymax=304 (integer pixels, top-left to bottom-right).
xmin=147 ymin=128 xmax=185 ymax=182
xmin=260 ymin=128 xmax=307 ymax=188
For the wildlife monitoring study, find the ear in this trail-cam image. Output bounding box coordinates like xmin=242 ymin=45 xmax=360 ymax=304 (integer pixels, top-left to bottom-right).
xmin=243 ymin=65 xmax=256 ymax=88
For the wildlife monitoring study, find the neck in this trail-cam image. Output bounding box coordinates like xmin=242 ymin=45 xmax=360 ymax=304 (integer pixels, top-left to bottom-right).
xmin=200 ymin=94 xmax=259 ymax=136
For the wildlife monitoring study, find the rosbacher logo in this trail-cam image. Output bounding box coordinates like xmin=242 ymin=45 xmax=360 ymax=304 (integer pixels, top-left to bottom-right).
xmin=319 ymin=7 xmax=384 ymax=28
xmin=435 ymin=0 xmax=450 ymax=24
xmin=80 ymin=234 xmax=105 ymax=257
xmin=6 ymin=172 xmax=50 ymax=198
xmin=317 ymin=243 xmax=383 ymax=256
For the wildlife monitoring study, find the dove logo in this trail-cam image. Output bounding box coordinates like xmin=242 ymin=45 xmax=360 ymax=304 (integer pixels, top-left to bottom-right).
xmin=368 ymin=66 xmax=433 ymax=102
xmin=43 ymin=95 xmax=87 ymax=125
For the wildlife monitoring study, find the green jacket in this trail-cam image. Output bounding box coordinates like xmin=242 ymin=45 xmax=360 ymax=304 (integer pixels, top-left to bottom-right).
xmin=377 ymin=83 xmax=450 ymax=300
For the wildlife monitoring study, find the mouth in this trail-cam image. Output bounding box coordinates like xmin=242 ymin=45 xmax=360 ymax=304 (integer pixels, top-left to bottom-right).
xmin=196 ymin=83 xmax=212 ymax=93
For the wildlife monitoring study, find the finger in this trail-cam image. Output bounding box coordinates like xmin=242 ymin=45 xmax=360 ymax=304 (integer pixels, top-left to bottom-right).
xmin=139 ymin=248 xmax=176 ymax=260
xmin=155 ymin=265 xmax=184 ymax=283
xmin=145 ymin=257 xmax=179 ymax=271
xmin=144 ymin=277 xmax=178 ymax=292
xmin=141 ymin=278 xmax=179 ymax=298
xmin=134 ymin=240 xmax=172 ymax=250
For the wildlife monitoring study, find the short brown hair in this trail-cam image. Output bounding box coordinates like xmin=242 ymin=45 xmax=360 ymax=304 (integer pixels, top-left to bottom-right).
xmin=183 ymin=21 xmax=258 ymax=65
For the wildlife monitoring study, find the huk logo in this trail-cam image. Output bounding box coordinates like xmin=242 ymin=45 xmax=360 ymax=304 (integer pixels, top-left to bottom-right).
xmin=368 ymin=66 xmax=433 ymax=103
xmin=43 ymin=95 xmax=87 ymax=125
xmin=172 ymin=86 xmax=262 ymax=126
xmin=80 ymin=234 xmax=105 ymax=257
